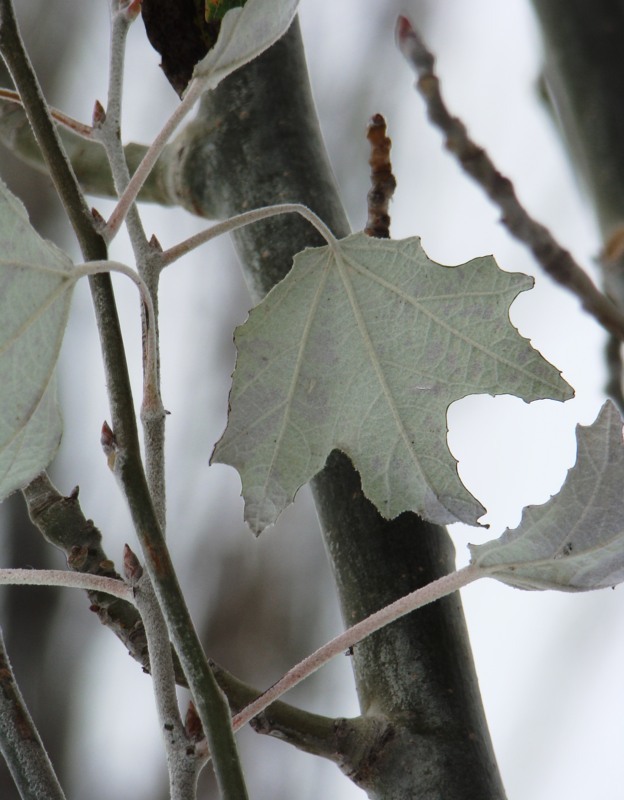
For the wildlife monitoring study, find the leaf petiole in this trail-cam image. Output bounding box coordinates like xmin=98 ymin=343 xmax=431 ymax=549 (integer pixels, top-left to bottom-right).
xmin=0 ymin=568 xmax=133 ymax=602
xmin=232 ymin=564 xmax=482 ymax=730
xmin=73 ymin=260 xmax=160 ymax=413
xmin=161 ymin=202 xmax=337 ymax=267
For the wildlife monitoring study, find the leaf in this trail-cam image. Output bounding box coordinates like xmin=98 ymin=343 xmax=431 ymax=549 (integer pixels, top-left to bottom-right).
xmin=213 ymin=232 xmax=573 ymax=533
xmin=192 ymin=0 xmax=300 ymax=91
xmin=0 ymin=179 xmax=74 ymax=501
xmin=469 ymin=401 xmax=624 ymax=591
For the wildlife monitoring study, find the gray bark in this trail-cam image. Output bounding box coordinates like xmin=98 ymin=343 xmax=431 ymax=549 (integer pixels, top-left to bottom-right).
xmin=170 ymin=18 xmax=506 ymax=799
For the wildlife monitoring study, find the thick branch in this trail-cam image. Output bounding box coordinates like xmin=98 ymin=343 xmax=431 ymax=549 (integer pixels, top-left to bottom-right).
xmin=23 ymin=475 xmax=330 ymax=760
xmin=166 ymin=17 xmax=505 ymax=799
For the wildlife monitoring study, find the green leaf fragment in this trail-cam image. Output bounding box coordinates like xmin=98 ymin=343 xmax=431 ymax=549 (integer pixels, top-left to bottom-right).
xmin=193 ymin=0 xmax=300 ymax=91
xmin=470 ymin=401 xmax=624 ymax=591
xmin=0 ymin=179 xmax=74 ymax=501
xmin=204 ymin=0 xmax=246 ymax=23
xmin=213 ymin=232 xmax=573 ymax=534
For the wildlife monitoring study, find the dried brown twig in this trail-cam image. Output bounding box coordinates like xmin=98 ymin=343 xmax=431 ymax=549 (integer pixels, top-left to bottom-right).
xmin=396 ymin=15 xmax=624 ymax=341
xmin=365 ymin=113 xmax=396 ymax=238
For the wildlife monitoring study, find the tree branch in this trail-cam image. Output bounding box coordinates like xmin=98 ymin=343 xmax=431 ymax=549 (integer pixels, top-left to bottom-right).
xmin=0 ymin=99 xmax=171 ymax=203
xmin=124 ymin=547 xmax=205 ymax=800
xmin=98 ymin=0 xmax=167 ymax=529
xmin=0 ymin=629 xmax=67 ymax=800
xmin=23 ymin=474 xmax=343 ymax=760
xmin=396 ymin=15 xmax=624 ymax=342
xmin=528 ymin=0 xmax=624 ymax=406
xmin=364 ymin=113 xmax=396 ymax=239
xmin=22 ymin=474 xmax=152 ymax=669
xmin=232 ymin=566 xmax=480 ymax=731
xmin=0 ymin=4 xmax=248 ymax=795
xmin=163 ymin=17 xmax=506 ymax=798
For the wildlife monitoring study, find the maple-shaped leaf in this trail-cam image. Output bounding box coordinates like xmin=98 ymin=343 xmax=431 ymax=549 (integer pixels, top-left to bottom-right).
xmin=213 ymin=233 xmax=573 ymax=534
xmin=470 ymin=401 xmax=624 ymax=591
xmin=0 ymin=179 xmax=74 ymax=501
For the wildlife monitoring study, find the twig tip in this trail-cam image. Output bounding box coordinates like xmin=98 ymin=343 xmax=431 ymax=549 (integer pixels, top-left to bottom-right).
xmin=395 ymin=15 xmax=434 ymax=73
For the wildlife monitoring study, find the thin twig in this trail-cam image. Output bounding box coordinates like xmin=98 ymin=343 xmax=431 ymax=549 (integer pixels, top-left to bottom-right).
xmin=22 ymin=473 xmax=153 ymax=669
xmin=73 ymin=259 xmax=159 ymax=417
xmin=105 ymin=78 xmax=205 ymax=241
xmin=364 ymin=113 xmax=396 ymax=239
xmin=0 ymin=629 xmax=67 ymax=800
xmin=0 ymin=568 xmax=133 ymax=601
xmin=98 ymin=0 xmax=167 ymax=529
xmin=1 ymin=4 xmax=248 ymax=796
xmin=0 ymin=100 xmax=170 ymax=203
xmin=233 ymin=565 xmax=481 ymax=731
xmin=23 ymin=475 xmax=337 ymax=757
xmin=0 ymin=87 xmax=93 ymax=137
xmin=396 ymin=15 xmax=624 ymax=341
xmin=124 ymin=547 xmax=205 ymax=800
xmin=161 ymin=203 xmax=338 ymax=267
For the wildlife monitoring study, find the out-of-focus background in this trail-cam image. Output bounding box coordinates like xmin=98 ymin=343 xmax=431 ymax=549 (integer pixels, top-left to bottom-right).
xmin=1 ymin=1 xmax=622 ymax=798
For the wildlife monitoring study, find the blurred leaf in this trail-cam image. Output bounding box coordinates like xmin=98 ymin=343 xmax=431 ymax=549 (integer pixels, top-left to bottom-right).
xmin=470 ymin=401 xmax=624 ymax=591
xmin=213 ymin=232 xmax=572 ymax=533
xmin=204 ymin=0 xmax=246 ymax=23
xmin=192 ymin=0 xmax=299 ymax=91
xmin=0 ymin=179 xmax=74 ymax=501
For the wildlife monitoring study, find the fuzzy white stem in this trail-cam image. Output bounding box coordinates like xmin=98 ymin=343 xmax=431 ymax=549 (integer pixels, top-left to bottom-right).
xmin=0 ymin=568 xmax=133 ymax=602
xmin=73 ymin=260 xmax=159 ymax=413
xmin=105 ymin=78 xmax=204 ymax=242
xmin=161 ymin=203 xmax=338 ymax=267
xmin=232 ymin=564 xmax=482 ymax=731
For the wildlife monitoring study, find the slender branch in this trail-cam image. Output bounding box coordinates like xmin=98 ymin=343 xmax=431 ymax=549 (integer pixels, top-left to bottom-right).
xmin=98 ymin=0 xmax=168 ymax=529
xmin=233 ymin=565 xmax=481 ymax=731
xmin=0 ymin=0 xmax=105 ymax=260
xmin=105 ymin=77 xmax=205 ymax=241
xmin=396 ymin=15 xmax=624 ymax=342
xmin=124 ymin=547 xmax=204 ymax=800
xmin=0 ymin=0 xmax=135 ymax=452
xmin=161 ymin=203 xmax=337 ymax=267
xmin=0 ymin=87 xmax=93 ymax=137
xmin=0 ymin=568 xmax=133 ymax=601
xmin=0 ymin=100 xmax=170 ymax=203
xmin=0 ymin=629 xmax=67 ymax=800
xmin=22 ymin=473 xmax=152 ymax=669
xmin=111 ymin=446 xmax=250 ymax=799
xmin=1 ymin=4 xmax=247 ymax=795
xmin=73 ymin=260 xmax=159 ymax=415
